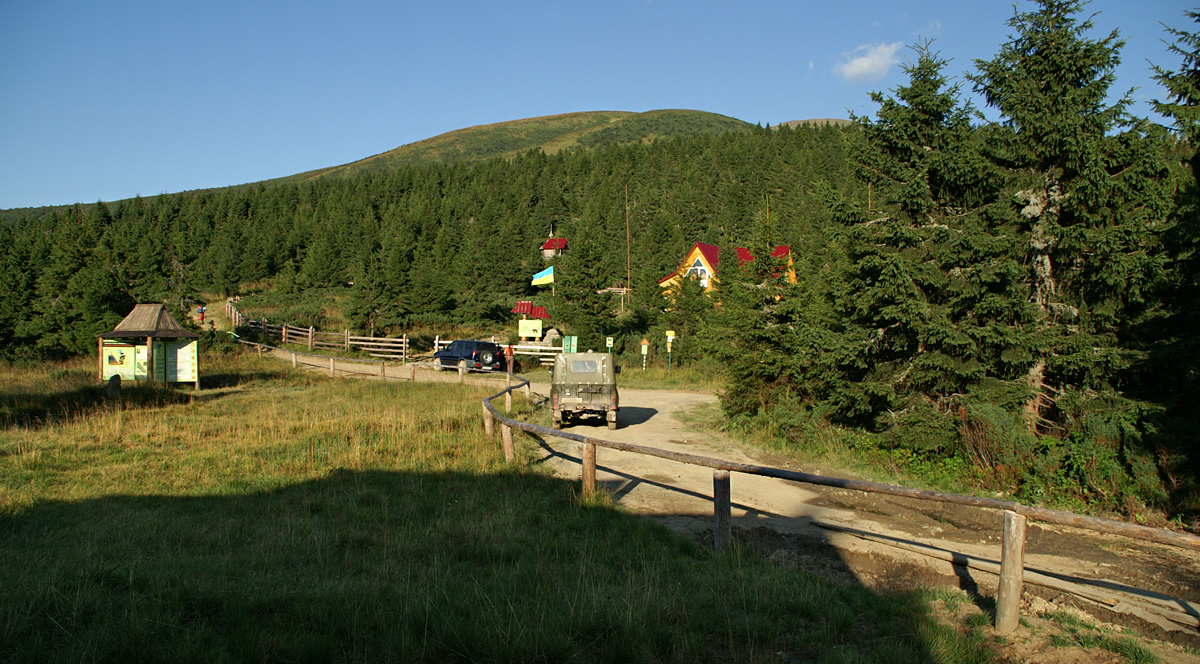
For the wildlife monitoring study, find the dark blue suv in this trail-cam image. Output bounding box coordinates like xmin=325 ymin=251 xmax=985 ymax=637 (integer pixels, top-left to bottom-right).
xmin=433 ymin=339 xmax=504 ymax=372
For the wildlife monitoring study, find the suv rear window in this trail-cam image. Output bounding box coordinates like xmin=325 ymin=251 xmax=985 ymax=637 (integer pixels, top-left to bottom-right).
xmin=570 ymin=360 xmax=599 ymax=373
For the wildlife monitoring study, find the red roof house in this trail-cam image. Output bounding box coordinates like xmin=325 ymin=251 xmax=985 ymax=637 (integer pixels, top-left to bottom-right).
xmin=540 ymin=237 xmax=568 ymax=259
xmin=660 ymin=242 xmax=795 ymax=294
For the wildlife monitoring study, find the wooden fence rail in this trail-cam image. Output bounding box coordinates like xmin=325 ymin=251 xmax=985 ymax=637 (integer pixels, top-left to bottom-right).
xmin=227 ymin=299 xmax=562 ymax=367
xmin=434 ymin=336 xmax=562 ymax=365
xmin=478 ymin=381 xmax=1200 ymax=636
xmin=230 ymin=300 xmax=409 ymax=363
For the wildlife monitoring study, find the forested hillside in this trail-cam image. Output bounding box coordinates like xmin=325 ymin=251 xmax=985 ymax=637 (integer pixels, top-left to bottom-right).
xmin=2 ymin=2 xmax=1198 ymax=525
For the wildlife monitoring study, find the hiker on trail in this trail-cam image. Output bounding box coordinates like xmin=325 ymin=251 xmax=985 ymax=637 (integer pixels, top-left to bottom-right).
xmin=505 ymin=344 xmax=515 ymax=373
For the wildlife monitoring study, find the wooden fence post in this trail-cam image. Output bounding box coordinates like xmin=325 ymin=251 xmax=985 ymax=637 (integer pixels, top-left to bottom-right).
xmin=505 ymin=374 xmax=513 ymax=413
xmin=282 ymin=325 xmax=288 ymax=345
xmin=256 ymin=344 xmax=262 ymax=360
xmin=714 ymin=471 xmax=732 ymax=553
xmin=501 ymin=424 xmax=514 ymax=462
xmin=996 ymin=510 xmax=1028 ymax=634
xmin=345 ymin=329 xmax=350 ymax=351
xmin=403 ymin=334 xmax=408 ymax=364
xmin=380 ymin=361 xmax=386 ymax=380
xmin=410 ymin=363 xmax=417 ymax=382
xmin=329 ymin=356 xmax=335 ymax=378
xmin=483 ymin=403 xmax=494 ymax=437
xmin=308 ymin=326 xmax=314 ymax=352
xmin=292 ymin=351 xmax=297 ymax=368
xmin=582 ymin=443 xmax=596 ymax=496
xmin=458 ymin=363 xmax=465 ymax=384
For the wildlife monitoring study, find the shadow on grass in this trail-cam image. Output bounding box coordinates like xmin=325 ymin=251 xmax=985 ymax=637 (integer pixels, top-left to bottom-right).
xmin=0 ymin=369 xmax=298 ymax=432
xmin=0 ymin=468 xmax=978 ymax=663
xmin=523 ymin=431 xmax=1003 ymax=660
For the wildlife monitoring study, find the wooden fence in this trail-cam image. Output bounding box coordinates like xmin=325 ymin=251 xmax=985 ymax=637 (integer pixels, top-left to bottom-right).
xmin=227 ymin=299 xmax=408 ymax=362
xmin=226 ymin=299 xmax=566 ymax=366
xmin=433 ymin=336 xmax=562 ymax=366
xmin=234 ymin=338 xmax=538 ymax=393
xmin=478 ymin=379 xmax=1200 ymax=637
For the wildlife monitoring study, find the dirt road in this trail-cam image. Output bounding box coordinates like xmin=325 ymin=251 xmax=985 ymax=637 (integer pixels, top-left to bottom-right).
xmin=525 ymin=381 xmax=1200 ymax=650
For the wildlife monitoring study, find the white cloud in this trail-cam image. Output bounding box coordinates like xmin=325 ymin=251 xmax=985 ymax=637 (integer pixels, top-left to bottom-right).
xmin=920 ymin=20 xmax=942 ymax=39
xmin=835 ymin=42 xmax=904 ymax=84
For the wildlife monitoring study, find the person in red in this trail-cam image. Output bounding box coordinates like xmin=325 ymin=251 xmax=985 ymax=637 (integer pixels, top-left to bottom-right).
xmin=505 ymin=344 xmax=515 ymax=373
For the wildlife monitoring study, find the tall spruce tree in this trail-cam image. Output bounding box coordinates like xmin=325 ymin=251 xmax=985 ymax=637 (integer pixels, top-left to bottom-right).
xmin=1147 ymin=11 xmax=1200 ymax=510
xmin=970 ymin=0 xmax=1173 ymax=436
xmin=826 ymin=43 xmax=1012 ymax=441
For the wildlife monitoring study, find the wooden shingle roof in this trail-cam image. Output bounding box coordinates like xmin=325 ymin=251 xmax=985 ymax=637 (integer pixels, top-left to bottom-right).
xmin=100 ymin=304 xmax=199 ymax=339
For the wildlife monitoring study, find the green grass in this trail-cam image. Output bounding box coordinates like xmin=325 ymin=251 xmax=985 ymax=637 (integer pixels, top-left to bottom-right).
xmin=1044 ymin=612 xmax=1160 ymax=664
xmin=0 ymin=354 xmax=998 ymax=663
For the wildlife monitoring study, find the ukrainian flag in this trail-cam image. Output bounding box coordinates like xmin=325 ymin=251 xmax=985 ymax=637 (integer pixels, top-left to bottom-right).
xmin=531 ymin=266 xmax=554 ymax=286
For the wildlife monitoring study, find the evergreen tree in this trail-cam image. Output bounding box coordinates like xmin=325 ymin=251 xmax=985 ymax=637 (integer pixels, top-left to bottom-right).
xmin=550 ymin=215 xmax=613 ymax=350
xmin=1146 ymin=11 xmax=1200 ymax=510
xmin=828 ymin=42 xmax=1012 ymax=440
xmin=970 ymin=0 xmax=1173 ymax=435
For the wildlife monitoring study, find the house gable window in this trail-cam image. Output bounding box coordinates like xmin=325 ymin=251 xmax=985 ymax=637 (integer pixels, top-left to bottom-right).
xmin=684 ymin=258 xmax=709 ymax=287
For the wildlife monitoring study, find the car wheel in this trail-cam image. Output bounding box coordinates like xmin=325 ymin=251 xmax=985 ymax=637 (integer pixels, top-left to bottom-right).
xmin=478 ymin=350 xmax=495 ymax=366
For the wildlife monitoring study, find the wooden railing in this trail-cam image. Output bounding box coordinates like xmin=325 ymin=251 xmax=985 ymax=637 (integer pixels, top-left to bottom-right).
xmin=227 ymin=300 xmax=566 ymax=366
xmin=227 ymin=299 xmax=408 ymax=362
xmin=434 ymin=336 xmax=562 ymax=366
xmin=478 ymin=380 xmax=1200 ymax=637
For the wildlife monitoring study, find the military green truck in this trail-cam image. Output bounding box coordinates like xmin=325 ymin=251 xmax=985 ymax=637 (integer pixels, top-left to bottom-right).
xmin=550 ymin=352 xmax=620 ymax=430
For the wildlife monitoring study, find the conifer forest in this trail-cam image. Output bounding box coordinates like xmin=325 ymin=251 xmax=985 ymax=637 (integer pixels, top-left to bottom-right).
xmin=4 ymin=1 xmax=1200 ymax=525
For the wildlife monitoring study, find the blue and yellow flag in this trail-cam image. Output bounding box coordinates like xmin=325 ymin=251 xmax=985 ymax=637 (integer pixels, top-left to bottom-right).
xmin=531 ymin=266 xmax=554 ymax=286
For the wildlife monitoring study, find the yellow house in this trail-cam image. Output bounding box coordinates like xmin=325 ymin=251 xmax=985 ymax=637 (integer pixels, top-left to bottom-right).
xmin=659 ymin=242 xmax=795 ymax=294
xmin=658 ymin=242 xmax=722 ymax=292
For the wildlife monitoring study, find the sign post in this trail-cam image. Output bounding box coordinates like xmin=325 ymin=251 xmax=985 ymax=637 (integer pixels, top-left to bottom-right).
xmin=606 ymin=336 xmax=614 ymax=351
xmin=563 ymin=335 xmax=578 ymax=354
xmin=640 ymin=338 xmax=649 ymax=370
xmin=665 ymin=330 xmax=675 ymax=375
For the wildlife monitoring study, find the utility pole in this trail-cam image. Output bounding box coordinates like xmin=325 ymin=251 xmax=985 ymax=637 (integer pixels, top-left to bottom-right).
xmin=626 ymin=184 xmax=632 ymax=306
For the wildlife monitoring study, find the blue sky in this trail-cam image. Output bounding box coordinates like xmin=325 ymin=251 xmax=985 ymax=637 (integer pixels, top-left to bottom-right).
xmin=0 ymin=0 xmax=1193 ymax=210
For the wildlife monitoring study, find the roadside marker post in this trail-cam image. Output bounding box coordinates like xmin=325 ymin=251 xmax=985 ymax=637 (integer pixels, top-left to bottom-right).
xmin=665 ymin=330 xmax=675 ymax=374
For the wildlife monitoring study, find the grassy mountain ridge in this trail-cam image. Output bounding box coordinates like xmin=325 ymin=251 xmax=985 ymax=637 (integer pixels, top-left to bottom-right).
xmin=0 ymin=109 xmax=769 ymax=221
xmin=272 ymin=109 xmax=759 ymax=184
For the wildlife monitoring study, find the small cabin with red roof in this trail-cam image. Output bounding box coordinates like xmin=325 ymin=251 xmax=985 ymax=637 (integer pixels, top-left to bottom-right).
xmin=541 ymin=236 xmax=568 ymax=260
